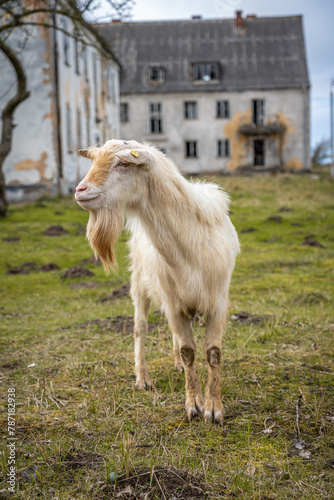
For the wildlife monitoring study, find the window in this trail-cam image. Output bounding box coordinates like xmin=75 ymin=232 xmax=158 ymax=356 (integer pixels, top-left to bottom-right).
xmin=193 ymin=63 xmax=219 ymax=82
xmin=184 ymin=102 xmax=197 ymax=119
xmin=74 ymin=38 xmax=80 ymax=74
xmin=149 ymin=103 xmax=163 ymax=134
xmin=77 ymin=109 xmax=82 ymax=148
xmin=148 ymin=67 xmax=165 ymax=84
xmin=82 ymin=45 xmax=88 ymax=78
xmin=185 ymin=141 xmax=198 ymax=158
xmin=252 ymin=99 xmax=265 ymax=126
xmin=217 ymin=139 xmax=230 ymax=158
xmin=63 ymin=18 xmax=70 ymax=66
xmin=93 ymin=56 xmax=98 ymax=121
xmin=66 ymin=103 xmax=72 ymax=153
xmin=120 ymin=103 xmax=129 ymax=123
xmin=216 ymin=100 xmax=230 ymax=119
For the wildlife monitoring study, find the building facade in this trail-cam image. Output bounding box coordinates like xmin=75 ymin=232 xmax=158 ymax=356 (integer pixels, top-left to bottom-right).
xmin=0 ymin=7 xmax=120 ymax=202
xmin=99 ymin=12 xmax=310 ymax=174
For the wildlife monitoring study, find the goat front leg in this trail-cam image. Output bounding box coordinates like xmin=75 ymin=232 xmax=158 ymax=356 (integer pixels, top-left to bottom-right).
xmin=133 ymin=291 xmax=152 ymax=389
xmin=204 ymin=309 xmax=227 ymax=426
xmin=172 ymin=333 xmax=184 ymax=372
xmin=167 ymin=312 xmax=203 ymax=420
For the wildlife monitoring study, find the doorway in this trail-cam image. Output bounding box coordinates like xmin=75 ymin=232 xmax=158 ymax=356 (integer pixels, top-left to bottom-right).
xmin=254 ymin=139 xmax=265 ymax=166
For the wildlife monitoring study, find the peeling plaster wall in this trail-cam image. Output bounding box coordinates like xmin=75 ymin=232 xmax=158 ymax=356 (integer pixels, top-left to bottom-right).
xmin=0 ymin=14 xmax=120 ymax=201
xmin=0 ymin=22 xmax=57 ymax=201
xmin=120 ymin=88 xmax=310 ymax=174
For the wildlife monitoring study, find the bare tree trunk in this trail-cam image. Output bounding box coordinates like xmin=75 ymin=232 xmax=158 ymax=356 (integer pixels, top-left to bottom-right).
xmin=0 ymin=41 xmax=30 ymax=216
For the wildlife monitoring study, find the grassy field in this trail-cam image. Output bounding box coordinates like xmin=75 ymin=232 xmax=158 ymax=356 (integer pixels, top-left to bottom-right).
xmin=0 ymin=170 xmax=333 ymax=499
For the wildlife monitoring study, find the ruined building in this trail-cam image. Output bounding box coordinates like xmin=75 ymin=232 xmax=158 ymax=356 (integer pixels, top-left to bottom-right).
xmin=98 ymin=11 xmax=310 ymax=174
xmin=0 ymin=8 xmax=120 ymax=202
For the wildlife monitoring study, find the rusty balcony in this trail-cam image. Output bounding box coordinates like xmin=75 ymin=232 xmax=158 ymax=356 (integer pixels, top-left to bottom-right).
xmin=239 ymin=116 xmax=286 ymax=136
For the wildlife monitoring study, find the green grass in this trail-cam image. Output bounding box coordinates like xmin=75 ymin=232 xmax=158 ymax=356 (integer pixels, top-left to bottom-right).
xmin=0 ymin=171 xmax=333 ymax=499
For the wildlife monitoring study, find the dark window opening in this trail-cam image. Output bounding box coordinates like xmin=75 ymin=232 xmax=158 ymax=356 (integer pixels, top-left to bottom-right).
xmin=148 ymin=67 xmax=165 ymax=84
xmin=216 ymin=100 xmax=230 ymax=119
xmin=254 ymin=139 xmax=265 ymax=166
xmin=149 ymin=103 xmax=163 ymax=134
xmin=193 ymin=63 xmax=219 ymax=82
xmin=184 ymin=102 xmax=197 ymax=119
xmin=186 ymin=141 xmax=198 ymax=158
xmin=217 ymin=139 xmax=230 ymax=158
xmin=120 ymin=103 xmax=129 ymax=123
xmin=252 ymin=99 xmax=265 ymax=126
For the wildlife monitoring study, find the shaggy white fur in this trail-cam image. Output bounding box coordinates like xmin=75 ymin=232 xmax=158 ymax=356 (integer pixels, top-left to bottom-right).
xmin=75 ymin=139 xmax=240 ymax=425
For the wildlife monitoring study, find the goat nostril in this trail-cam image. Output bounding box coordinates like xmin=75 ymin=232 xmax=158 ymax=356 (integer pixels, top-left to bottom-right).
xmin=76 ymin=184 xmax=87 ymax=192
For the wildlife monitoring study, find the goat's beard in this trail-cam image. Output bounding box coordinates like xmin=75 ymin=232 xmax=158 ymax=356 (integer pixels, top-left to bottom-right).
xmin=86 ymin=207 xmax=124 ymax=274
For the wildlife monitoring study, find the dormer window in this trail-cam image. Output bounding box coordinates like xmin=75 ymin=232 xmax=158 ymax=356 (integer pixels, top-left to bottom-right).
xmin=148 ymin=66 xmax=165 ymax=84
xmin=193 ymin=63 xmax=219 ymax=83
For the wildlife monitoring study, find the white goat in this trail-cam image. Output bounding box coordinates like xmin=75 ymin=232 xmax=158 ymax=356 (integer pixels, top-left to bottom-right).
xmin=75 ymin=140 xmax=240 ymax=425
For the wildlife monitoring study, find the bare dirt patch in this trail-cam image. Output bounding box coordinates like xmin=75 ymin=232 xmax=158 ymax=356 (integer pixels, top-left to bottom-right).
xmin=99 ymin=283 xmax=131 ymax=303
xmin=301 ymin=235 xmax=325 ymax=248
xmin=240 ymin=227 xmax=257 ymax=234
xmin=44 ymin=225 xmax=68 ymax=236
xmin=109 ymin=467 xmax=206 ymax=499
xmin=63 ymin=266 xmax=95 ymax=279
xmin=2 ymin=237 xmax=20 ymax=242
xmin=54 ymin=449 xmax=104 ymax=472
xmin=79 ymin=255 xmax=102 ymax=266
xmin=72 ymin=315 xmax=164 ymax=335
xmin=39 ymin=263 xmax=60 ymax=272
xmin=69 ymin=281 xmax=100 ymax=289
xmin=7 ymin=262 xmax=39 ymax=274
xmin=230 ymin=311 xmax=270 ymax=324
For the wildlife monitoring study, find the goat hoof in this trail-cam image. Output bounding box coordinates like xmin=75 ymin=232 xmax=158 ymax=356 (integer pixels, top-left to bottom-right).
xmin=175 ymin=362 xmax=184 ymax=373
xmin=204 ymin=404 xmax=224 ymax=426
xmin=186 ymin=396 xmax=204 ymax=421
xmin=135 ymin=375 xmax=153 ymax=390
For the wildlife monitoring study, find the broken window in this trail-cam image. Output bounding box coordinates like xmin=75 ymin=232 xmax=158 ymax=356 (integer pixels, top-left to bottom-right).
xmin=149 ymin=103 xmax=163 ymax=134
xmin=216 ymin=100 xmax=230 ymax=119
xmin=252 ymin=99 xmax=265 ymax=126
xmin=120 ymin=103 xmax=129 ymax=123
xmin=184 ymin=102 xmax=197 ymax=119
xmin=193 ymin=63 xmax=219 ymax=82
xmin=217 ymin=139 xmax=230 ymax=158
xmin=185 ymin=141 xmax=198 ymax=158
xmin=148 ymin=67 xmax=165 ymax=84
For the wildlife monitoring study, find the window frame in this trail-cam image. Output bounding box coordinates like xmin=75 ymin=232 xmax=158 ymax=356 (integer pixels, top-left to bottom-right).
xmin=216 ymin=100 xmax=230 ymax=119
xmin=120 ymin=102 xmax=129 ymax=123
xmin=149 ymin=102 xmax=163 ymax=134
xmin=185 ymin=141 xmax=198 ymax=158
xmin=217 ymin=139 xmax=230 ymax=158
xmin=192 ymin=63 xmax=219 ymax=82
xmin=184 ymin=101 xmax=198 ymax=120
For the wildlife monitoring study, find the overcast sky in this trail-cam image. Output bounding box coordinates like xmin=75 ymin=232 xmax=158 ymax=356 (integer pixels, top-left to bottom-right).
xmin=102 ymin=0 xmax=334 ymax=150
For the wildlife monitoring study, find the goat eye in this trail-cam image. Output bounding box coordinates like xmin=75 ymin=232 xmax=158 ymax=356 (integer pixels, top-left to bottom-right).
xmin=116 ymin=161 xmax=129 ymax=171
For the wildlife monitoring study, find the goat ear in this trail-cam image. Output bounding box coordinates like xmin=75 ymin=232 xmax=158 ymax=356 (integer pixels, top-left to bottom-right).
xmin=78 ymin=148 xmax=98 ymax=160
xmin=116 ymin=149 xmax=151 ymax=170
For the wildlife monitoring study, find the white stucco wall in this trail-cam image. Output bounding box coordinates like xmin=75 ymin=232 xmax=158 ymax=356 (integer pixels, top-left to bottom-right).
xmin=120 ymin=88 xmax=310 ymax=174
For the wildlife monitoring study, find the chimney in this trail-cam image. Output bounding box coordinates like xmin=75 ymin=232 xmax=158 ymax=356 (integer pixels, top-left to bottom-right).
xmin=192 ymin=15 xmax=202 ymax=20
xmin=235 ymin=10 xmax=244 ymax=28
xmin=247 ymin=14 xmax=257 ymax=19
xmin=111 ymin=19 xmax=122 ymax=24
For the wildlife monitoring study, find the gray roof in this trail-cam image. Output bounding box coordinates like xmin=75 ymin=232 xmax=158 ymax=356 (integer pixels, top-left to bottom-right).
xmin=97 ymin=16 xmax=310 ymax=94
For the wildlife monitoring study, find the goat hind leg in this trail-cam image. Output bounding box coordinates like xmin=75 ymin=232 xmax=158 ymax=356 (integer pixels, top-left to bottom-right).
xmin=133 ymin=291 xmax=152 ymax=389
xmin=168 ymin=312 xmax=203 ymax=420
xmin=172 ymin=333 xmax=184 ymax=372
xmin=204 ymin=310 xmax=226 ymax=426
